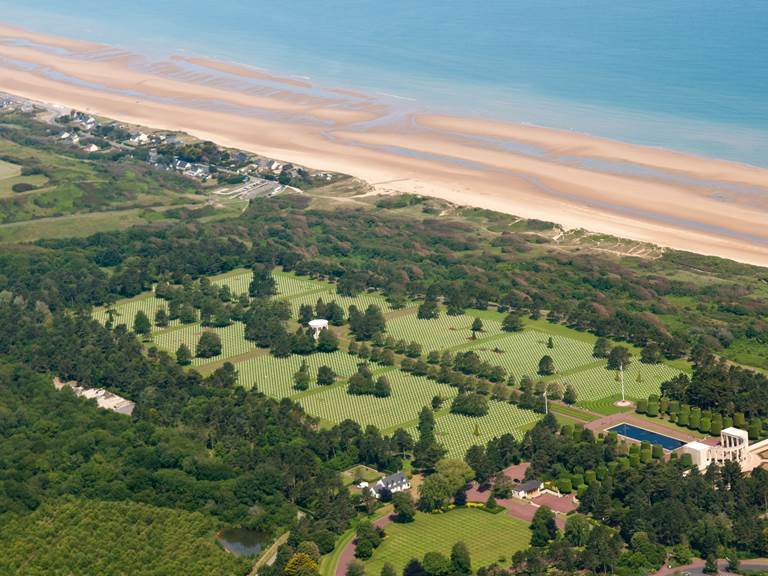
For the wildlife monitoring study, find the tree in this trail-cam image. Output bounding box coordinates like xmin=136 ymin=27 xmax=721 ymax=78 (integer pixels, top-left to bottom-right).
xmin=294 ymin=360 xmax=311 ymax=391
xmin=547 ymin=336 xmax=554 ymax=349
xmin=403 ymin=560 xmax=426 ymax=576
xmin=431 ymin=395 xmax=444 ymax=410
xmin=501 ymin=312 xmax=524 ymax=332
xmin=391 ymin=428 xmax=414 ymax=457
xmin=317 ymin=365 xmax=336 ymax=385
xmin=530 ymin=505 xmax=557 ymax=546
xmin=422 ymin=552 xmax=450 ymax=576
xmin=593 ymin=337 xmax=611 ymax=358
xmin=176 ymin=343 xmax=192 ymax=366
xmin=317 ymin=328 xmax=339 ymax=352
xmin=450 ymin=542 xmax=471 ymax=576
xmin=641 ymin=342 xmax=663 ymax=364
xmin=196 ymin=331 xmax=222 ymax=358
xmin=582 ymin=524 xmax=621 ymax=574
xmin=417 ymin=297 xmax=440 ymax=320
xmin=179 ymin=303 xmax=197 ymax=324
xmin=346 ymin=560 xmax=365 ymax=576
xmin=374 ymin=376 xmax=391 ymax=398
xmin=564 ymin=513 xmax=592 ymax=547
xmin=380 ymin=563 xmax=395 ymax=576
xmin=563 ymin=383 xmax=577 ymax=405
xmin=284 ymin=553 xmax=319 ymax=576
xmin=297 ymin=541 xmax=321 ymax=563
xmin=133 ymin=310 xmax=151 ymax=336
xmin=546 ymin=381 xmax=562 ymax=400
xmin=607 ymin=346 xmax=631 ymax=370
xmin=471 ymin=318 xmax=483 ymax=338
xmin=249 ymin=264 xmax=276 ymax=297
xmin=538 ymin=355 xmax=555 ymax=376
xmin=392 ymin=492 xmax=416 ymax=522
xmin=154 ymin=308 xmax=169 ymax=328
xmin=450 ymin=393 xmax=489 ymax=417
xmin=298 ymin=304 xmax=314 ymax=325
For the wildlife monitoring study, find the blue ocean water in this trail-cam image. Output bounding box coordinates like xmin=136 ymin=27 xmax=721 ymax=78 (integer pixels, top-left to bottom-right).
xmin=1 ymin=0 xmax=767 ymax=165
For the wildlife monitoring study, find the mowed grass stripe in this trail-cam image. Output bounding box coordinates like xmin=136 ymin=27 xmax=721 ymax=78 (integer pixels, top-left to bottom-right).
xmin=364 ymin=509 xmax=531 ymax=576
xmin=299 ymin=371 xmax=458 ymax=431
xmin=467 ymin=330 xmax=596 ymax=381
xmin=409 ymin=401 xmax=541 ymax=459
xmin=152 ymin=321 xmax=252 ymax=366
xmin=235 ymin=351 xmax=364 ymax=398
xmin=92 ymin=295 xmax=183 ymax=333
xmin=386 ymin=313 xmax=503 ymax=352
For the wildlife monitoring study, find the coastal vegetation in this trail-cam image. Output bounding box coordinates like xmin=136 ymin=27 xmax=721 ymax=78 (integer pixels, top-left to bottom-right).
xmin=2 ymin=107 xmax=768 ymax=574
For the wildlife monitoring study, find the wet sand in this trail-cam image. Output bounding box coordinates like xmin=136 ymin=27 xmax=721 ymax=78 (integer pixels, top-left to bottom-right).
xmin=1 ymin=23 xmax=767 ymax=266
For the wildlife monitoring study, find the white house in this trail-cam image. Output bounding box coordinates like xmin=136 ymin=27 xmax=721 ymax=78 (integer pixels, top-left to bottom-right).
xmin=373 ymin=471 xmax=410 ymax=498
xmin=511 ymin=479 xmax=543 ymax=499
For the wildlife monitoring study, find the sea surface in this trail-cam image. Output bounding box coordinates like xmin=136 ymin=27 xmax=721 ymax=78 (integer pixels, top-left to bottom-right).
xmin=1 ymin=0 xmax=767 ymax=166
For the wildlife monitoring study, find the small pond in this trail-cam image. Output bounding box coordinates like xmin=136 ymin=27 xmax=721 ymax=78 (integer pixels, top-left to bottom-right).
xmin=217 ymin=528 xmax=270 ymax=557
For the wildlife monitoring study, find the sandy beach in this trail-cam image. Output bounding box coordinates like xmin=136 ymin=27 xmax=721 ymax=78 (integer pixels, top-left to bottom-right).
xmin=1 ymin=23 xmax=767 ymax=266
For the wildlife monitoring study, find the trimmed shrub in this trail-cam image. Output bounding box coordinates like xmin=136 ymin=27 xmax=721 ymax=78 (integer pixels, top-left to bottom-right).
xmin=585 ymin=470 xmax=597 ymax=485
xmin=660 ymin=397 xmax=670 ymax=414
xmin=640 ymin=449 xmax=652 ymax=463
xmin=636 ymin=398 xmax=648 ymax=414
xmin=723 ymin=416 xmax=733 ymax=429
xmin=652 ymin=444 xmax=664 ymax=459
xmin=689 ymin=411 xmax=701 ymax=430
xmin=699 ymin=417 xmax=711 ymax=434
xmin=669 ymin=400 xmax=680 ymax=414
xmin=677 ymin=411 xmax=689 ymax=427
xmin=680 ymin=453 xmax=694 ymax=467
xmin=557 ymin=478 xmax=572 ymax=494
xmin=629 ymin=453 xmax=640 ymax=467
xmin=734 ymin=412 xmax=746 ymax=427
xmin=710 ymin=415 xmax=723 ymax=436
xmin=647 ymin=401 xmax=659 ymax=417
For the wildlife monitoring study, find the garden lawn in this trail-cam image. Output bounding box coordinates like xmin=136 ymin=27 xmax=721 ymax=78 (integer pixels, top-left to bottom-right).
xmin=92 ymin=294 xmax=183 ymax=333
xmin=152 ymin=321 xmax=252 ymax=366
xmin=234 ymin=351 xmax=366 ymax=398
xmin=413 ymin=401 xmax=541 ymax=458
xmin=467 ymin=330 xmax=597 ymax=381
xmin=364 ymin=509 xmax=530 ymax=575
xmin=385 ymin=313 xmax=503 ymax=352
xmin=563 ymin=361 xmax=685 ymax=414
xmin=299 ymin=371 xmax=458 ymax=431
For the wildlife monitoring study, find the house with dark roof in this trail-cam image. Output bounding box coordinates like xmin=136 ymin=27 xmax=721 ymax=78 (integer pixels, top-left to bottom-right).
xmin=511 ymin=479 xmax=543 ymax=499
xmin=373 ymin=471 xmax=410 ymax=498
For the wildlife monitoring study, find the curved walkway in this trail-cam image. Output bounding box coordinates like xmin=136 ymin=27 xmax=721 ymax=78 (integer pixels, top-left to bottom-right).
xmin=335 ymin=514 xmax=394 ymax=576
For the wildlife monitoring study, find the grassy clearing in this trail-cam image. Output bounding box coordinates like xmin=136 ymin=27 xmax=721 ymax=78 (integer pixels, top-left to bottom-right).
xmin=409 ymin=402 xmax=541 ymax=458
xmin=285 ymin=288 xmax=395 ymax=318
xmin=386 ymin=313 xmax=503 ymax=352
xmin=560 ymin=361 xmax=684 ymax=413
xmin=300 ymin=371 xmax=458 ymax=431
xmin=364 ymin=509 xmax=531 ymax=575
xmin=92 ymin=294 xmax=181 ymax=333
xmin=468 ymin=330 xmax=597 ymax=381
xmin=152 ymin=321 xmax=252 ymax=366
xmin=234 ymin=350 xmax=365 ymax=398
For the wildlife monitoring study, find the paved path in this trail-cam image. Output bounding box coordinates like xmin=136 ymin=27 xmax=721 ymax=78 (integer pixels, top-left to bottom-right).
xmin=335 ymin=514 xmax=393 ymax=576
xmin=653 ymin=558 xmax=768 ymax=575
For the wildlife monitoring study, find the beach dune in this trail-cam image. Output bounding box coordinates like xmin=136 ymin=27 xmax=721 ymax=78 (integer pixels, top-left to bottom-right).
xmin=1 ymin=23 xmax=767 ymax=266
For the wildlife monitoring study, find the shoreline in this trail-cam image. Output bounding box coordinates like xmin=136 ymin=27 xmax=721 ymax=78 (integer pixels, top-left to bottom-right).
xmin=1 ymin=23 xmax=768 ymax=266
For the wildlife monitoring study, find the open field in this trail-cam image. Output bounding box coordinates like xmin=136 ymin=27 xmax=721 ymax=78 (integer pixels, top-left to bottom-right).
xmin=468 ymin=329 xmax=598 ymax=380
xmin=92 ymin=293 xmax=182 ymax=333
xmin=152 ymin=321 xmax=251 ymax=366
xmin=561 ymin=361 xmax=685 ymax=414
xmin=300 ymin=371 xmax=458 ymax=432
xmin=386 ymin=313 xmax=503 ymax=352
xmin=364 ymin=509 xmax=530 ymax=575
xmin=234 ymin=350 xmax=365 ymax=398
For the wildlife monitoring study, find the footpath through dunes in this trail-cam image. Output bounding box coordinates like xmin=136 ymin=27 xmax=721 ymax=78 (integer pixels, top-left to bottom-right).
xmin=2 ymin=24 xmax=768 ymax=265
xmin=93 ymin=268 xmax=689 ymax=458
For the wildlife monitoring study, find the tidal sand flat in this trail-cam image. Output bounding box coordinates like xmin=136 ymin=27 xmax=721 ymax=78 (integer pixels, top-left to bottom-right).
xmin=1 ymin=23 xmax=767 ymax=264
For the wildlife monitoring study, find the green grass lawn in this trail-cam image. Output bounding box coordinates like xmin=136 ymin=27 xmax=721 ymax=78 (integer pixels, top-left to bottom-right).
xmin=365 ymin=509 xmax=530 ymax=575
xmin=409 ymin=401 xmax=541 ymax=458
xmin=386 ymin=312 xmax=503 ymax=352
xmin=300 ymin=370 xmax=458 ymax=432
